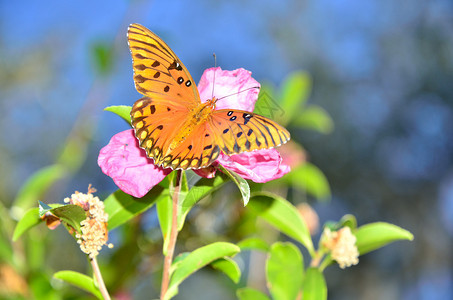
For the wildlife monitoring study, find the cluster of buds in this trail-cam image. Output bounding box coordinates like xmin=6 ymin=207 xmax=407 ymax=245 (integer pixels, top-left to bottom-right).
xmin=321 ymin=226 xmax=359 ymax=269
xmin=64 ymin=186 xmax=113 ymax=258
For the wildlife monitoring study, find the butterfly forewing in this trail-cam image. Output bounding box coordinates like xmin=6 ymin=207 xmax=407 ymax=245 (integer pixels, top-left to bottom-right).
xmin=131 ymin=97 xmax=190 ymax=166
xmin=127 ymin=24 xmax=200 ymax=106
xmin=208 ymin=110 xmax=290 ymax=155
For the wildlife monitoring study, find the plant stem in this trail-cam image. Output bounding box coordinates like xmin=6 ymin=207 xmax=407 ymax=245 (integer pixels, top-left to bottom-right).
xmin=310 ymin=251 xmax=323 ymax=268
xmin=160 ymin=170 xmax=182 ymax=300
xmin=318 ymin=256 xmax=332 ymax=272
xmin=90 ymin=256 xmax=111 ymax=300
xmin=310 ymin=249 xmax=326 ymax=268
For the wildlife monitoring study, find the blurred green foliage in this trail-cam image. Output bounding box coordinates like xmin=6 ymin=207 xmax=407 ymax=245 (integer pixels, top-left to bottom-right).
xmin=2 ymin=65 xmax=414 ymax=299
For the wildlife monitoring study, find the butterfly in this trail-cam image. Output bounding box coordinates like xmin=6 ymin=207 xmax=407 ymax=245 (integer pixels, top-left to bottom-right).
xmin=127 ymin=23 xmax=290 ymax=170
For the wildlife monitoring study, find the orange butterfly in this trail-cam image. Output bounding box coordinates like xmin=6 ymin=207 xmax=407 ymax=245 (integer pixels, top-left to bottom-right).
xmin=128 ymin=24 xmax=290 ymax=170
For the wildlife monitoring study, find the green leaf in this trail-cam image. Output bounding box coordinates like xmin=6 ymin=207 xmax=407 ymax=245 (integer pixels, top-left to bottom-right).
xmin=104 ymin=105 xmax=132 ymax=124
xmin=165 ymin=242 xmax=240 ymax=300
xmin=211 ymin=257 xmax=241 ymax=283
xmin=53 ymin=270 xmax=102 ymax=299
xmin=105 ymin=186 xmax=168 ymax=230
xmin=302 ymin=267 xmax=327 ymax=300
xmin=57 ymin=133 xmax=89 ymax=173
xmin=0 ymin=234 xmax=13 ymax=262
xmin=38 ymin=201 xmax=51 ymax=215
xmin=237 ymin=288 xmax=271 ymax=300
xmin=26 ymin=227 xmax=47 ymax=271
xmin=37 ymin=201 xmax=85 ymax=233
xmin=289 ymin=163 xmax=330 ymax=200
xmin=266 ymin=242 xmax=304 ymax=300
xmin=30 ymin=272 xmax=60 ymax=300
xmin=91 ymin=42 xmax=114 ymax=76
xmin=157 ymin=190 xmax=172 ymax=256
xmin=218 ymin=165 xmax=250 ymax=206
xmin=339 ymin=214 xmax=357 ymax=230
xmin=48 ymin=204 xmax=87 ymax=233
xmin=237 ymin=237 xmax=270 ymax=252
xmin=170 ymin=252 xmax=190 ymax=275
xmin=293 ymin=105 xmax=334 ymax=134
xmin=14 ymin=164 xmax=66 ymax=212
xmin=248 ymin=192 xmax=314 ymax=255
xmin=38 ymin=201 xmax=62 ymax=216
xmin=355 ymin=222 xmax=414 ymax=255
xmin=280 ymin=71 xmax=311 ymax=124
xmin=13 ymin=208 xmax=41 ymax=241
xmin=178 ymin=173 xmax=228 ymax=230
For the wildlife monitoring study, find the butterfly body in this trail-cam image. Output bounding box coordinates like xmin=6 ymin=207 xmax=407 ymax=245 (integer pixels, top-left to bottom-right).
xmin=128 ymin=24 xmax=290 ymax=170
xmin=166 ymin=99 xmax=215 ymax=153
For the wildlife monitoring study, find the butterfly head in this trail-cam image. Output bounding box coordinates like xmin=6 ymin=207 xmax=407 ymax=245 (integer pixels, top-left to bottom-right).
xmin=205 ymin=97 xmax=218 ymax=110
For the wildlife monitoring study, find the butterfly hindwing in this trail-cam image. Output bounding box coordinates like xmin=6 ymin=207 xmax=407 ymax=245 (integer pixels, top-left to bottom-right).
xmin=127 ymin=24 xmax=200 ymax=106
xmin=158 ymin=124 xmax=221 ymax=170
xmin=208 ymin=109 xmax=290 ymax=155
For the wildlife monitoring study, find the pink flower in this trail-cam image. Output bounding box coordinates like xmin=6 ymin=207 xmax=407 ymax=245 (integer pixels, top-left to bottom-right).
xmin=217 ymin=150 xmax=290 ymax=182
xmin=98 ymin=67 xmax=290 ymax=197
xmin=98 ymin=129 xmax=171 ymax=198
xmin=198 ymin=67 xmax=260 ymax=111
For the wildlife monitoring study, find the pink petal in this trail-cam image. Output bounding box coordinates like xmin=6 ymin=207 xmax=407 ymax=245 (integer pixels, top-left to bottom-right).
xmin=217 ymin=149 xmax=290 ymax=183
xmin=98 ymin=129 xmax=171 ymax=198
xmin=197 ymin=67 xmax=260 ymax=111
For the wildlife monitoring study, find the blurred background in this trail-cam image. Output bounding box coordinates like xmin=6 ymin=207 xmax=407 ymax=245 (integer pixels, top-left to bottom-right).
xmin=1 ymin=0 xmax=452 ymax=299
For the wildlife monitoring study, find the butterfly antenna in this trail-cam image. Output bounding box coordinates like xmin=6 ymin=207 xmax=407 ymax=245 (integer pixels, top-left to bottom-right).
xmin=215 ymin=86 xmax=260 ymax=102
xmin=211 ymin=53 xmax=217 ymax=99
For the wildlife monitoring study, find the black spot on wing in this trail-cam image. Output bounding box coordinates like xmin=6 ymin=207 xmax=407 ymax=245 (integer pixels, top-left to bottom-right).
xmin=209 ymin=145 xmax=220 ymax=160
xmin=134 ymin=53 xmax=146 ymax=60
xmin=134 ymin=74 xmax=147 ymax=83
xmin=169 ymin=61 xmax=183 ymax=71
xmin=242 ymin=113 xmax=253 ymax=125
xmin=256 ymin=138 xmax=262 ymax=147
xmin=135 ymin=64 xmax=147 ymax=70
